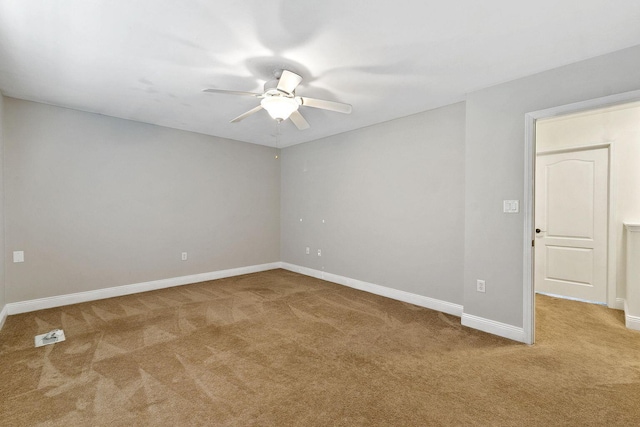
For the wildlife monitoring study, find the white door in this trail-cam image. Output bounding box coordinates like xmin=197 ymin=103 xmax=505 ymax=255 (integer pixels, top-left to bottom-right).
xmin=535 ymin=147 xmax=609 ymax=303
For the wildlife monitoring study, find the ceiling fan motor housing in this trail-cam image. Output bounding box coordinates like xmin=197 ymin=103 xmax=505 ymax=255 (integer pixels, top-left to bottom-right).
xmin=264 ymin=78 xmax=293 ymax=96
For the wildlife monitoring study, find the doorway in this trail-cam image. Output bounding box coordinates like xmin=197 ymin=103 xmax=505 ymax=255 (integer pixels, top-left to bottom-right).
xmin=523 ymin=90 xmax=640 ymax=345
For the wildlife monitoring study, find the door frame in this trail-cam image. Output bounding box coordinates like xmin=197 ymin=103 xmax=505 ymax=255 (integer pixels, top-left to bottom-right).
xmin=522 ymin=89 xmax=640 ymax=345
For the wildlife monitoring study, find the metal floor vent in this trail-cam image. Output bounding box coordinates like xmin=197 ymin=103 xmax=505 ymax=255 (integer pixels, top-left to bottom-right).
xmin=35 ymin=329 xmax=66 ymax=347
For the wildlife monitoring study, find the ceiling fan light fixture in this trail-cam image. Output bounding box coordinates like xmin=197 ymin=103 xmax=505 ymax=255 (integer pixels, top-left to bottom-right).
xmin=261 ymin=96 xmax=299 ymax=121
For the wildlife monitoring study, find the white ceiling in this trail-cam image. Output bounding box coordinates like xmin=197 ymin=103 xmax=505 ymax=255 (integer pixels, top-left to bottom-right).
xmin=1 ymin=1 xmax=639 ymax=148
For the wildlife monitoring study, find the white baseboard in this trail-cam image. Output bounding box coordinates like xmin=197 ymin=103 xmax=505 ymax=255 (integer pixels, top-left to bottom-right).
xmin=623 ymin=300 xmax=640 ymax=332
xmin=1 ymin=261 xmax=529 ymax=343
xmin=614 ymin=297 xmax=626 ymax=311
xmin=283 ymin=263 xmax=528 ymax=342
xmin=6 ymin=262 xmax=281 ymax=315
xmin=461 ymin=313 xmax=526 ymax=343
xmin=280 ymin=262 xmax=463 ymax=317
xmin=0 ymin=304 xmax=7 ymax=331
xmin=626 ymin=313 xmax=640 ymax=331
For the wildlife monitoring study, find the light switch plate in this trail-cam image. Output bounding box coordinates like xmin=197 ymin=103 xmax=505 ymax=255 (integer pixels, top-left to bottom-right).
xmin=503 ymin=200 xmax=519 ymax=213
xmin=13 ymin=251 xmax=24 ymax=263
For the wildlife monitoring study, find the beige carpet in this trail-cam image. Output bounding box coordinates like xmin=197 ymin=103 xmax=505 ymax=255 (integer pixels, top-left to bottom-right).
xmin=1 ymin=269 xmax=639 ymax=426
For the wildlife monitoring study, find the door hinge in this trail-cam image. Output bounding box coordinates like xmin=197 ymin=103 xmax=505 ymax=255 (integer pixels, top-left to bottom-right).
xmin=532 ymin=240 xmax=535 ymax=247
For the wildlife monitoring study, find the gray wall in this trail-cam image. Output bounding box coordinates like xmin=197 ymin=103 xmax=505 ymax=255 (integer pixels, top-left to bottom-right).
xmin=4 ymin=98 xmax=280 ymax=303
xmin=464 ymin=45 xmax=640 ymax=327
xmin=0 ymin=94 xmax=5 ymax=310
xmin=5 ymin=44 xmax=640 ymax=336
xmin=281 ymin=102 xmax=465 ymax=304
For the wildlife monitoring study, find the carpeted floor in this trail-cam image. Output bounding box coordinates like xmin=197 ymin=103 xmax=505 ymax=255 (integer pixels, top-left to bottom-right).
xmin=1 ymin=269 xmax=639 ymax=426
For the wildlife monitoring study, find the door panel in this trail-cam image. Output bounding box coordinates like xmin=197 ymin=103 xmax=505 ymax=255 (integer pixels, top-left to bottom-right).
xmin=546 ymin=246 xmax=593 ymax=285
xmin=535 ymin=147 xmax=608 ymax=303
xmin=546 ymin=160 xmax=594 ymax=239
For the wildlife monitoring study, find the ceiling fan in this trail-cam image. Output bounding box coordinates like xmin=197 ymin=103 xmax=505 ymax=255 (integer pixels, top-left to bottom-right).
xmin=203 ymin=70 xmax=352 ymax=130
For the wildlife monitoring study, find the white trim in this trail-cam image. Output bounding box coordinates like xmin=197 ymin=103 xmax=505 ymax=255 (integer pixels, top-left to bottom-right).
xmin=461 ymin=313 xmax=526 ymax=342
xmin=614 ymin=297 xmax=626 ymax=311
xmin=626 ymin=314 xmax=640 ymax=331
xmin=1 ymin=261 xmax=531 ymax=342
xmin=280 ymin=262 xmax=463 ymax=317
xmin=606 ymin=143 xmax=618 ymax=310
xmin=0 ymin=304 xmax=8 ymax=330
xmin=526 ymin=89 xmax=640 ymax=122
xmin=624 ymin=300 xmax=640 ymax=332
xmin=5 ymin=262 xmax=281 ymax=315
xmin=523 ymin=89 xmax=640 ymax=345
xmin=523 ymin=113 xmax=536 ymax=345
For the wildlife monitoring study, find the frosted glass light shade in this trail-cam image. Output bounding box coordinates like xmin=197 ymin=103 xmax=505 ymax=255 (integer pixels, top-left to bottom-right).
xmin=261 ymin=96 xmax=299 ymax=120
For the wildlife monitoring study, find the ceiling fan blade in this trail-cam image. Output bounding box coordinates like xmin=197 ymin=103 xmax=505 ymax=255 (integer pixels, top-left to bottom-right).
xmin=299 ymin=97 xmax=352 ymax=114
xmin=203 ymin=88 xmax=262 ymax=97
xmin=289 ymin=110 xmax=310 ymax=130
xmin=276 ymin=70 xmax=303 ymax=95
xmin=230 ymin=105 xmax=263 ymax=123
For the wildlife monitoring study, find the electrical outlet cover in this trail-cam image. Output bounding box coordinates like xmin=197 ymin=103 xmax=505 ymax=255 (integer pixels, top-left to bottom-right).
xmin=476 ymin=280 xmax=486 ymax=293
